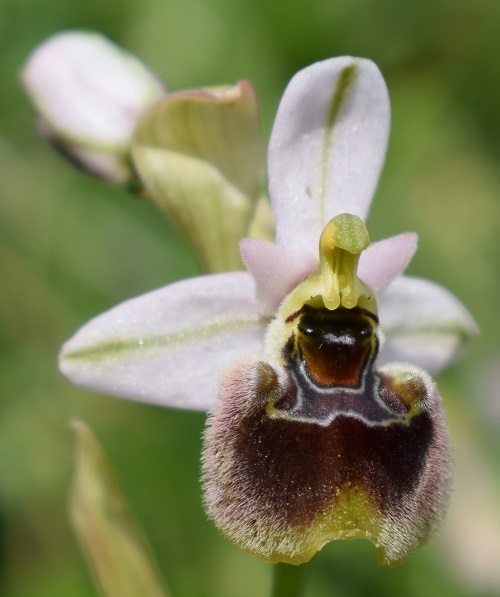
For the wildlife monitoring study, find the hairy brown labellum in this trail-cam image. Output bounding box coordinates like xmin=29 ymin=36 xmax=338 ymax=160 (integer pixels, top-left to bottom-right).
xmin=202 ymin=306 xmax=449 ymax=565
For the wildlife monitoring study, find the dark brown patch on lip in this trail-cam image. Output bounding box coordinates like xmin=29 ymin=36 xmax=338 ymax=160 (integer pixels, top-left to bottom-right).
xmin=225 ymin=396 xmax=433 ymax=528
xmin=203 ymin=353 xmax=449 ymax=564
xmin=205 ymin=304 xmax=437 ymax=531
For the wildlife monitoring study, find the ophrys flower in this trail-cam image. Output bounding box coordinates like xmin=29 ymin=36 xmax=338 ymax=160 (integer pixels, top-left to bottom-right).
xmin=59 ymin=57 xmax=476 ymax=565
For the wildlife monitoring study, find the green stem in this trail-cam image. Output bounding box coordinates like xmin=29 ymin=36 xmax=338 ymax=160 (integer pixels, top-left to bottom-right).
xmin=271 ymin=563 xmax=306 ymax=597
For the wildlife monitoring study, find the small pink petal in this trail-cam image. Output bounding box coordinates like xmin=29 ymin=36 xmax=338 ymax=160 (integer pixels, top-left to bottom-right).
xmin=268 ymin=57 xmax=390 ymax=254
xmin=59 ymin=272 xmax=266 ymax=411
xmin=359 ymin=232 xmax=418 ymax=292
xmin=241 ymin=238 xmax=317 ymax=314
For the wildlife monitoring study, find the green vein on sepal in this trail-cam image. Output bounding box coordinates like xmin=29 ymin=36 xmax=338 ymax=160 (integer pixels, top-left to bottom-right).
xmin=64 ymin=316 xmax=269 ymax=362
xmin=319 ymin=63 xmax=358 ymax=223
xmin=388 ymin=324 xmax=475 ymax=343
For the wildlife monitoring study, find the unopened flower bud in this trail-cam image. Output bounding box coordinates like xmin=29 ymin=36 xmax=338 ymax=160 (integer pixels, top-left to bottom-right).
xmin=21 ymin=31 xmax=166 ymax=183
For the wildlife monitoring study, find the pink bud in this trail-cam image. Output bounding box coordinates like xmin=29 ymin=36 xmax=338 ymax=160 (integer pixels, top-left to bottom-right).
xmin=21 ymin=31 xmax=166 ymax=183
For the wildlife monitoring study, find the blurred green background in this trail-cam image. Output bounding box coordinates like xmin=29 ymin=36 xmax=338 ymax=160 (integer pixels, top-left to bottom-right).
xmin=1 ymin=0 xmax=500 ymax=595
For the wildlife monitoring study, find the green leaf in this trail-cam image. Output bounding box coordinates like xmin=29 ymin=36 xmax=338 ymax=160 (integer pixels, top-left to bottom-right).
xmin=69 ymin=421 xmax=170 ymax=597
xmin=132 ymin=82 xmax=265 ymax=272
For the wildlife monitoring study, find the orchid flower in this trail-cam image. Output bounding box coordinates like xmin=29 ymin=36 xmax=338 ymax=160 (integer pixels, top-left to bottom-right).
xmin=59 ymin=57 xmax=476 ymax=566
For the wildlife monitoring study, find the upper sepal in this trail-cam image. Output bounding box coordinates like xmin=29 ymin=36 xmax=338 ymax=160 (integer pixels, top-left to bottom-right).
xmin=268 ymin=57 xmax=390 ymax=254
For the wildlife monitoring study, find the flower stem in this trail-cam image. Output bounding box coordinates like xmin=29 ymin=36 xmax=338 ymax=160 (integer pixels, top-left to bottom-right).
xmin=271 ymin=563 xmax=306 ymax=597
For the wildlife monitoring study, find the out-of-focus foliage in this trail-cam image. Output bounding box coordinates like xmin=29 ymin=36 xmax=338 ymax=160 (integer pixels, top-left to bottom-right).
xmin=1 ymin=0 xmax=499 ymax=596
xmin=70 ymin=421 xmax=170 ymax=597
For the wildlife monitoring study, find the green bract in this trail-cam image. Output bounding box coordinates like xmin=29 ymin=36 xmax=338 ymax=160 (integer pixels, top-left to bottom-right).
xmin=70 ymin=422 xmax=170 ymax=597
xmin=132 ymin=82 xmax=265 ymax=272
